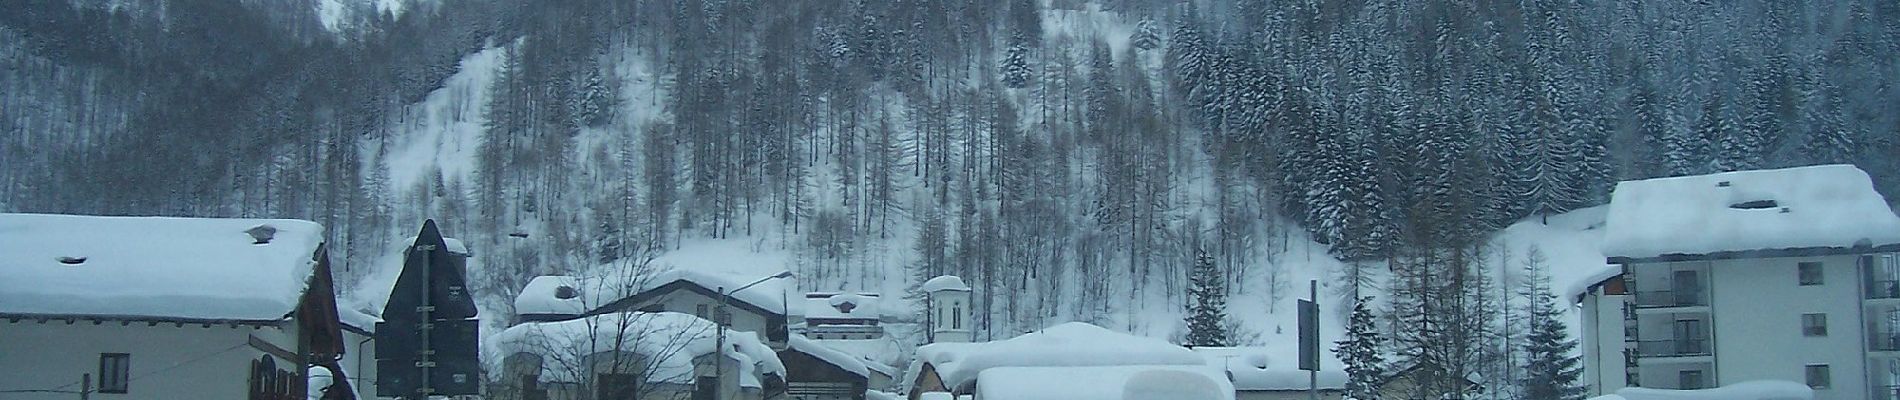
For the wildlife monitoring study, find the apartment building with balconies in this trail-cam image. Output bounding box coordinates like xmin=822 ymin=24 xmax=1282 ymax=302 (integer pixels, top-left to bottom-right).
xmin=1573 ymin=165 xmax=1900 ymax=400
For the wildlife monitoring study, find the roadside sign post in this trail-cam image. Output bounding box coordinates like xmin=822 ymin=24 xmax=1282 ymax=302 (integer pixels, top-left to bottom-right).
xmin=1299 ymin=280 xmax=1319 ymax=400
xmin=377 ymin=220 xmax=481 ymax=399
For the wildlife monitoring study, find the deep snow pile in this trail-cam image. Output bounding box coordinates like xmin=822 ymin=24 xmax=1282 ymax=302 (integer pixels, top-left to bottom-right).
xmin=975 ymin=365 xmax=1234 ymax=400
xmin=1585 ymin=380 xmax=1812 ymax=400
xmin=0 ymin=213 xmax=324 ymax=321
xmin=485 ymin=311 xmax=785 ymax=387
xmin=1192 ymin=347 xmax=1347 ymax=391
xmin=1601 ymin=164 xmax=1900 ymax=260
xmin=907 ymin=322 xmax=1207 ymax=393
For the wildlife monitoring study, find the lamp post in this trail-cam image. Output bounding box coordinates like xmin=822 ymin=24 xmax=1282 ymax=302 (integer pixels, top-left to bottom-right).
xmin=715 ymin=271 xmax=794 ymax=400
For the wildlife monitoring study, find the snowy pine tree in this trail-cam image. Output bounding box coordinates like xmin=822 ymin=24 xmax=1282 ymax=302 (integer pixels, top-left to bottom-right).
xmin=1183 ymin=248 xmax=1231 ymax=347
xmin=1002 ymin=35 xmax=1032 ymax=89
xmin=1662 ymin=87 xmax=1710 ymax=177
xmin=1521 ymin=260 xmax=1585 ymax=400
xmin=1800 ymin=68 xmax=1854 ymax=165
xmin=1130 ymin=18 xmax=1161 ymax=51
xmin=1336 ymin=297 xmax=1387 ymax=400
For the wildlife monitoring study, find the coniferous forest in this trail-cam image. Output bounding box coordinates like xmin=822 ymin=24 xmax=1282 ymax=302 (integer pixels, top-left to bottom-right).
xmin=2 ymin=0 xmax=1897 ymax=394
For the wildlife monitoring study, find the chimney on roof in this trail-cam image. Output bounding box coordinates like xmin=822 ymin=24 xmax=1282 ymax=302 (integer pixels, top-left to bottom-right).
xmin=245 ymin=225 xmax=277 ymax=244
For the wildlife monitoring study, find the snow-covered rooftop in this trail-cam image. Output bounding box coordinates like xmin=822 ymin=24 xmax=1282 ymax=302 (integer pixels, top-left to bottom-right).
xmin=802 ymin=292 xmax=883 ymax=321
xmin=0 ymin=213 xmax=325 ymax=321
xmin=509 ymin=266 xmax=794 ymax=319
xmin=921 ymin=276 xmax=971 ymax=292
xmin=486 ymin=312 xmax=785 ymax=388
xmin=339 ymin=307 xmax=382 ymax=333
xmin=1586 ymin=380 xmax=1812 ymax=400
xmin=789 ymin=335 xmax=870 ymax=378
xmin=1602 ymin=165 xmax=1900 ymax=261
xmin=514 ymin=275 xmax=587 ymax=317
xmin=1192 ymin=347 xmax=1346 ymax=391
xmin=974 ymin=365 xmax=1235 ymax=400
xmin=810 ymin=336 xmax=909 ymax=378
xmin=908 ymin=322 xmax=1206 ymax=393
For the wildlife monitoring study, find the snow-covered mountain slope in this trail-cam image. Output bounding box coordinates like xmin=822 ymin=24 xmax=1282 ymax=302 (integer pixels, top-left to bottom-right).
xmin=329 ymin=2 xmax=1630 ymax=376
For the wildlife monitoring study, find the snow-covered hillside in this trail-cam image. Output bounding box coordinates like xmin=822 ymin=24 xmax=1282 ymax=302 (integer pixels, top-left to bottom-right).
xmin=327 ymin=2 xmax=1639 ymax=380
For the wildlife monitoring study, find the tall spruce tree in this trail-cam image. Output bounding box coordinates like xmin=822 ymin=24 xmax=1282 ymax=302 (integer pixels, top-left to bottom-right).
xmin=1521 ymin=261 xmax=1585 ymax=400
xmin=1337 ymin=297 xmax=1387 ymax=400
xmin=1001 ymin=36 xmax=1032 ymax=89
xmin=1184 ymin=248 xmax=1231 ymax=347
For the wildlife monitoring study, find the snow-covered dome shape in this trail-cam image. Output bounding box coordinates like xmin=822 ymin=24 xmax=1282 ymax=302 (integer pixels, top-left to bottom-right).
xmin=922 ymin=275 xmax=971 ymax=292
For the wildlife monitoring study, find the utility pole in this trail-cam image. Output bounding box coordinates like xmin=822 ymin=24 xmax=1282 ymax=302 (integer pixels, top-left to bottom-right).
xmin=414 ymin=237 xmax=434 ymax=400
xmin=1310 ymin=280 xmax=1318 ymax=400
xmin=715 ymin=286 xmax=727 ymax=400
xmin=1299 ymin=280 xmax=1319 ymax=400
xmin=713 ymin=271 xmax=792 ymax=400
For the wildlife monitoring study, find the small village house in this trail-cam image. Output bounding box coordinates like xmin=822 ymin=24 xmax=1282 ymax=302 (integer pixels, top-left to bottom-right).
xmin=488 ymin=311 xmax=786 ymax=400
xmin=779 ymin=336 xmax=872 ymax=400
xmin=0 ymin=214 xmax=352 ymax=400
xmin=790 ymin=290 xmax=907 ymax=392
xmin=797 ymin=292 xmax=886 ymax=340
xmin=505 ymin=267 xmax=808 ymax=399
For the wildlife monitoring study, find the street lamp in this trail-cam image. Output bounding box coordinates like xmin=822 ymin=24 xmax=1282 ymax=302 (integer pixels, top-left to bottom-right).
xmin=714 ymin=271 xmax=794 ymax=399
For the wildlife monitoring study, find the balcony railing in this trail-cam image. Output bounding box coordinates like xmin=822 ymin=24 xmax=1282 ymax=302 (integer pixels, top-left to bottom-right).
xmin=1872 ymin=333 xmax=1900 ymax=351
xmin=1870 ymin=280 xmax=1900 ymax=300
xmin=1635 ymin=340 xmax=1710 ymax=357
xmin=1874 ymin=385 xmax=1900 ymax=400
xmin=1632 ymin=290 xmax=1707 ymax=308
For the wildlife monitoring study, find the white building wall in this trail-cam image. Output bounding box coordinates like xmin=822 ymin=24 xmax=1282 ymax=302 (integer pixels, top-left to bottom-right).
xmin=1709 ymin=254 xmax=1867 ymax=400
xmin=341 ymin=329 xmax=378 ymax=397
xmin=0 ymin=320 xmax=295 ymax=400
xmin=640 ymin=289 xmax=777 ymax=345
xmin=926 ymin=290 xmax=971 ymax=344
xmin=1580 ymin=292 xmax=1630 ymax=396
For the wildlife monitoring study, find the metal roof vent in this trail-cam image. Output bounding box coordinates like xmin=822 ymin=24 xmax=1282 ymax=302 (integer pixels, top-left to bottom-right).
xmin=554 ymin=286 xmax=579 ymax=300
xmin=1729 ymin=199 xmax=1778 ymax=210
xmin=833 ymin=301 xmax=858 ymax=314
xmin=245 ymin=225 xmax=277 ymax=244
xmin=57 ymin=256 xmax=87 ymax=265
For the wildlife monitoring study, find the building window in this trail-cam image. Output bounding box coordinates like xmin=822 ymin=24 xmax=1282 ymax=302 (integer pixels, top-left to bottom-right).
xmin=694 ymin=376 xmax=718 ymax=400
xmin=1799 ymin=262 xmax=1824 ymax=285
xmin=1802 ymin=313 xmax=1828 ymax=337
xmin=99 ymin=353 xmax=130 ymax=393
xmin=952 ymin=304 xmax=962 ymax=330
xmin=1806 ymin=364 xmax=1831 ymax=389
xmin=695 ymin=304 xmax=710 ymax=318
xmin=1678 ymin=370 xmax=1704 ymax=390
xmin=597 ymin=373 xmax=638 ymax=400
